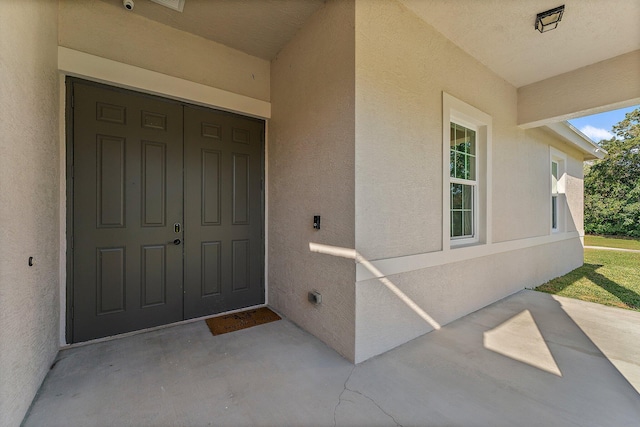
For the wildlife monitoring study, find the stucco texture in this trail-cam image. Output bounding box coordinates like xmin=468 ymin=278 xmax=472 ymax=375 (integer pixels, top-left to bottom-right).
xmin=355 ymin=0 xmax=518 ymax=260
xmin=355 ymin=238 xmax=583 ymax=362
xmin=518 ymin=50 xmax=640 ymax=127
xmin=0 ymin=0 xmax=60 ymax=425
xmin=58 ymin=0 xmax=270 ymax=102
xmin=353 ymin=0 xmax=587 ymax=361
xmin=269 ymin=0 xmax=357 ymax=361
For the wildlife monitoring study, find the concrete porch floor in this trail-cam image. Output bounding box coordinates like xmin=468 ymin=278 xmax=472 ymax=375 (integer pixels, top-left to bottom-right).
xmin=23 ymin=290 xmax=640 ymax=427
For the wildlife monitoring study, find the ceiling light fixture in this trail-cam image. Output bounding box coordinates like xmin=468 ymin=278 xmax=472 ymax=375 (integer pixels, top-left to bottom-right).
xmin=535 ymin=5 xmax=565 ymax=33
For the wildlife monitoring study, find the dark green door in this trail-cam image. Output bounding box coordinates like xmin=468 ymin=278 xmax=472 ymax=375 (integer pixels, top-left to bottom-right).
xmin=70 ymin=80 xmax=264 ymax=342
xmin=72 ymin=81 xmax=184 ymax=342
xmin=183 ymin=106 xmax=264 ymax=319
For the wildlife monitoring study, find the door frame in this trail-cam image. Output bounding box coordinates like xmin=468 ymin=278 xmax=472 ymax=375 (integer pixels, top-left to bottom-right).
xmin=61 ymin=60 xmax=270 ymax=344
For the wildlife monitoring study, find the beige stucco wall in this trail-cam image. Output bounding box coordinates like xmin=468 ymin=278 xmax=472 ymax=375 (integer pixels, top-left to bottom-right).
xmin=565 ymin=152 xmax=586 ymax=235
xmin=58 ymin=0 xmax=270 ymax=102
xmin=529 ymin=127 xmax=586 ymax=235
xmin=355 ymin=0 xmax=518 ymax=260
xmin=355 ymin=237 xmax=583 ymax=362
xmin=269 ymin=0 xmax=356 ymax=361
xmin=353 ymin=0 xmax=586 ymax=362
xmin=493 ymin=127 xmax=586 ymax=242
xmin=0 ymin=1 xmax=60 ymax=425
xmin=518 ymin=50 xmax=640 ymax=128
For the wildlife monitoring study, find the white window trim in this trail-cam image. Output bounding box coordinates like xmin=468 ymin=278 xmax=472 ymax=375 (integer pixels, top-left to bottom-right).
xmin=443 ymin=92 xmax=492 ymax=250
xmin=550 ymin=147 xmax=567 ymax=234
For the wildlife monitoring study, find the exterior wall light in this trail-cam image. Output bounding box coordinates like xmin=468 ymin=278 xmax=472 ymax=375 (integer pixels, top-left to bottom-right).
xmin=535 ymin=5 xmax=565 ymax=33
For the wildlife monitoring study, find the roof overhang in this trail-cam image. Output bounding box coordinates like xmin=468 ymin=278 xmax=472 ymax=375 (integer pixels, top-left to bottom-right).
xmin=544 ymin=122 xmax=606 ymax=160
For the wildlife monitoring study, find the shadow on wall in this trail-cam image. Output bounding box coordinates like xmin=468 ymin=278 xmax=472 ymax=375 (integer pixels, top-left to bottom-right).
xmin=308 ymin=242 xmax=441 ymax=331
xmin=563 ymin=181 xmax=579 ymax=234
xmin=309 ymin=240 xmax=640 ymax=398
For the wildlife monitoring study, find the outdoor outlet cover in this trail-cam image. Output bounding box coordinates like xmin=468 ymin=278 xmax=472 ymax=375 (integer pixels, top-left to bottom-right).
xmin=308 ymin=291 xmax=322 ymax=305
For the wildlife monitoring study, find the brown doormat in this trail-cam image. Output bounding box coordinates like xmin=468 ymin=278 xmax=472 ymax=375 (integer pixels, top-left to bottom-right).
xmin=205 ymin=307 xmax=281 ymax=336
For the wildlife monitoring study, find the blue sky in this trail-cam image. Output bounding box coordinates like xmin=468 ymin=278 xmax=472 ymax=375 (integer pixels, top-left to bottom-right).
xmin=568 ymin=105 xmax=639 ymax=143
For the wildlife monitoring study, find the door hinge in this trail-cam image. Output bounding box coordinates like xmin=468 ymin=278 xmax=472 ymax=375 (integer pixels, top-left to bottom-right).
xmin=70 ymin=235 xmax=74 ymax=250
xmin=71 ymin=305 xmax=74 ymax=319
xmin=71 ymin=164 xmax=74 ymax=179
xmin=71 ymin=94 xmax=74 ymax=109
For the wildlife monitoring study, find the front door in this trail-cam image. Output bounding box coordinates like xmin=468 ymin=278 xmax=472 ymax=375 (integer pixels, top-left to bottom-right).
xmin=70 ymin=80 xmax=264 ymax=342
xmin=183 ymin=106 xmax=265 ymax=319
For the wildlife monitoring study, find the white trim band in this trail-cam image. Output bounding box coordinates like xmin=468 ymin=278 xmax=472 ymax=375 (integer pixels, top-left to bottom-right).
xmin=356 ymin=231 xmax=580 ymax=281
xmin=58 ymin=46 xmax=271 ymax=119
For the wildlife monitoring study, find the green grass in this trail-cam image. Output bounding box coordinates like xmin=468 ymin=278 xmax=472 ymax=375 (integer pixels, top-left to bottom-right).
xmin=536 ymin=248 xmax=640 ymax=311
xmin=584 ymin=234 xmax=640 ymax=251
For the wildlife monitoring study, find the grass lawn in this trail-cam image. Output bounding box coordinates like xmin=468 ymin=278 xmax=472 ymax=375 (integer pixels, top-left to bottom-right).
xmin=584 ymin=234 xmax=640 ymax=251
xmin=536 ymin=248 xmax=640 ymax=311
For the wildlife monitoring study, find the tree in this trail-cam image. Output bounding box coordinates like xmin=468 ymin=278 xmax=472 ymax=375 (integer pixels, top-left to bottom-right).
xmin=584 ymin=108 xmax=640 ymax=237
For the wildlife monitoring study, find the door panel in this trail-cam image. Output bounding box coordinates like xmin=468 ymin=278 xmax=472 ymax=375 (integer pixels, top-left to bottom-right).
xmin=141 ymin=141 xmax=167 ymax=226
xmin=72 ymin=82 xmax=184 ymax=342
xmin=183 ymin=106 xmax=264 ymax=319
xmin=97 ymin=247 xmax=125 ymax=314
xmin=202 ymin=149 xmax=222 ymax=225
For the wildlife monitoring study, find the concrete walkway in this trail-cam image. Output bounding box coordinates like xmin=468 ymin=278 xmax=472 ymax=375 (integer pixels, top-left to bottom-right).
xmin=585 ymin=245 xmax=640 ymax=253
xmin=23 ymin=290 xmax=640 ymax=427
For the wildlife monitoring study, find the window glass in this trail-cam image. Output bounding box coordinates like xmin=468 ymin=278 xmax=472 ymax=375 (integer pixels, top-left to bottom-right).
xmin=450 ymin=183 xmax=474 ymax=238
xmin=450 ymin=123 xmax=476 ymax=180
xmin=551 ymin=161 xmax=558 ymax=194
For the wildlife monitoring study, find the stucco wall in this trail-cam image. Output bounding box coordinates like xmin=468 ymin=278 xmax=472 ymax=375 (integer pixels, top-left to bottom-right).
xmin=355 ymin=0 xmax=519 ymax=260
xmin=531 ymin=127 xmax=586 ymax=235
xmin=518 ymin=50 xmax=640 ymax=128
xmin=58 ymin=0 xmax=270 ymax=102
xmin=565 ymin=152 xmax=585 ymax=234
xmin=269 ymin=0 xmax=356 ymax=361
xmin=0 ymin=0 xmax=60 ymax=425
xmin=353 ymin=0 xmax=586 ymax=362
xmin=355 ymin=237 xmax=583 ymax=362
xmin=493 ymin=127 xmax=586 ymax=242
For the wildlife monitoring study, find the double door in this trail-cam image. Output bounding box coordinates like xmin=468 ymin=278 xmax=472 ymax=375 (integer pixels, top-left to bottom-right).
xmin=70 ymin=80 xmax=264 ymax=342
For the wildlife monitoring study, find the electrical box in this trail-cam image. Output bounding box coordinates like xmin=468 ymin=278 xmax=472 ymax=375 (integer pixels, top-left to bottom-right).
xmin=308 ymin=291 xmax=322 ymax=305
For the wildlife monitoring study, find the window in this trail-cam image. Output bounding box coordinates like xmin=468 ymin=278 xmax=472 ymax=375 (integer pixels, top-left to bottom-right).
xmin=550 ymin=148 xmax=566 ymax=233
xmin=450 ymin=123 xmax=476 ymax=239
xmin=443 ymin=93 xmax=492 ymax=248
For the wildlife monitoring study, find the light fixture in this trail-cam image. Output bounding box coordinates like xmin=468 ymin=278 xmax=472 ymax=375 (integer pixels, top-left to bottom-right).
xmin=535 ymin=5 xmax=565 ymax=33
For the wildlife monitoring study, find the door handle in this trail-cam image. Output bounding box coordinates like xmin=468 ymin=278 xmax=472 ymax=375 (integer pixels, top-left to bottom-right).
xmin=172 ymin=238 xmax=181 ymax=245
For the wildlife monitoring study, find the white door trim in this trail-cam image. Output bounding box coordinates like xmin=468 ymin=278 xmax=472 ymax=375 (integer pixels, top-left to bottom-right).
xmin=58 ymin=48 xmax=271 ymax=345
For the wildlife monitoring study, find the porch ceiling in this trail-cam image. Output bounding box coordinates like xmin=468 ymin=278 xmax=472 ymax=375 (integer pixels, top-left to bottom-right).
xmin=96 ymin=0 xmax=325 ymax=60
xmin=98 ymin=0 xmax=639 ymax=89
xmin=399 ymin=0 xmax=640 ymax=88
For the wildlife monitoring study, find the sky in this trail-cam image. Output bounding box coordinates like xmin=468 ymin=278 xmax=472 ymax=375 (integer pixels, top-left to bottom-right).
xmin=568 ymin=105 xmax=639 ymax=143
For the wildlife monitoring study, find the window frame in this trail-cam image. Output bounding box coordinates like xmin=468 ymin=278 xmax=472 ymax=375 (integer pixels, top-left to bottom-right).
xmin=449 ymin=121 xmax=478 ymax=242
xmin=442 ymin=93 xmax=492 ymax=250
xmin=550 ymin=148 xmax=566 ymax=234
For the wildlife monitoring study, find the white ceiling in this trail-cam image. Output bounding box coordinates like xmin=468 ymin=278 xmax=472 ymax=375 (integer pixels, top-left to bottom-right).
xmin=102 ymin=0 xmax=640 ymax=88
xmin=399 ymin=0 xmax=640 ymax=87
xmin=98 ymin=0 xmax=325 ymax=60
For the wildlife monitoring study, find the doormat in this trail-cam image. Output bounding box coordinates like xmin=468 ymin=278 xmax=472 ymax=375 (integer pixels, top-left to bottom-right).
xmin=205 ymin=307 xmax=281 ymax=336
